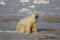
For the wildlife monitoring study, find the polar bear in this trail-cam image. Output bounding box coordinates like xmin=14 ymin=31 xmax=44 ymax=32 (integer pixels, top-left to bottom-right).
xmin=16 ymin=12 xmax=38 ymax=34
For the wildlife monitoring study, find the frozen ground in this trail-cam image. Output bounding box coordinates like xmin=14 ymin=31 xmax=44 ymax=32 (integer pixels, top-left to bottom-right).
xmin=0 ymin=30 xmax=60 ymax=40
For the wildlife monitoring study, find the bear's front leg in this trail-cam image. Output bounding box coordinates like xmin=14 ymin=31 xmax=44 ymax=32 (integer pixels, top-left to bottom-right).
xmin=25 ymin=26 xmax=31 ymax=34
xmin=32 ymin=23 xmax=37 ymax=33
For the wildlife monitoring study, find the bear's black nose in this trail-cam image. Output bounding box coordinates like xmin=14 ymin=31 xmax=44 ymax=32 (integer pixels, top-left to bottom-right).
xmin=35 ymin=15 xmax=38 ymax=19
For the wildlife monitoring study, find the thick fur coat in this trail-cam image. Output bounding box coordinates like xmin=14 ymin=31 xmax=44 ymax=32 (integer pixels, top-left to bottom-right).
xmin=16 ymin=13 xmax=38 ymax=34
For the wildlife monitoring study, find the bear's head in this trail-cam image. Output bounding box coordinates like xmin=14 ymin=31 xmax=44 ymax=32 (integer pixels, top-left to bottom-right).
xmin=31 ymin=12 xmax=38 ymax=19
xmin=27 ymin=11 xmax=39 ymax=20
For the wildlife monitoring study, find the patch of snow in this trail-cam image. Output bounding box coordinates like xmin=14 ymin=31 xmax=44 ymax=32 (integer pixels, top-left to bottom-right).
xmin=0 ymin=31 xmax=16 ymax=33
xmin=34 ymin=0 xmax=49 ymax=4
xmin=0 ymin=1 xmax=6 ymax=5
xmin=29 ymin=5 xmax=35 ymax=8
xmin=20 ymin=0 xmax=30 ymax=2
xmin=19 ymin=8 xmax=31 ymax=12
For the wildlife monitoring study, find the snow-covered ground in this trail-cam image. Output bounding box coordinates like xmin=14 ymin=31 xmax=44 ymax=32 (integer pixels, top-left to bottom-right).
xmin=0 ymin=30 xmax=60 ymax=40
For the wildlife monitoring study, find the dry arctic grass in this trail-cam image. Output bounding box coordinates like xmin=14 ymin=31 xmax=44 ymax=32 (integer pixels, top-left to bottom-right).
xmin=0 ymin=17 xmax=60 ymax=23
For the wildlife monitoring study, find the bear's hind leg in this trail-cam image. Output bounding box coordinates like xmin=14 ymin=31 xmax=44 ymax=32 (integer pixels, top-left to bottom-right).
xmin=19 ymin=26 xmax=25 ymax=33
xmin=16 ymin=24 xmax=25 ymax=33
xmin=32 ymin=23 xmax=37 ymax=33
